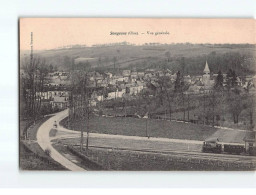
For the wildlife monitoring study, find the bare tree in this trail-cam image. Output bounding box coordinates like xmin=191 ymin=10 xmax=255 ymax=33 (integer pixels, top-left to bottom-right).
xmin=156 ymin=76 xmax=174 ymax=121
xmin=36 ymin=59 xmax=49 ymax=113
xmin=226 ymin=89 xmax=245 ymax=124
xmin=208 ymin=90 xmax=218 ymax=126
xmin=69 ymin=66 xmax=92 ymax=151
xmin=245 ymin=94 xmax=255 ymax=129
xmin=21 ymin=56 xmax=49 ymax=122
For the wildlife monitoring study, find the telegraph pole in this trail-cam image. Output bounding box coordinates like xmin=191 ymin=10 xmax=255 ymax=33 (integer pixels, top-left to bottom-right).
xmin=80 ymin=73 xmax=86 ymax=151
xmin=187 ymin=94 xmax=190 ymax=121
xmin=146 ymin=118 xmax=148 ymax=138
xmin=212 ymin=91 xmax=215 ymax=127
xmin=203 ymin=90 xmax=206 ymax=125
xmin=146 ymin=109 xmax=149 ymax=138
xmin=86 ymin=87 xmax=90 ymax=150
xmin=124 ymin=97 xmax=127 ymax=117
xmin=80 ymin=91 xmax=84 ymax=151
xmin=30 ymin=32 xmax=36 ymax=125
xmin=182 ymin=92 xmax=185 ymax=121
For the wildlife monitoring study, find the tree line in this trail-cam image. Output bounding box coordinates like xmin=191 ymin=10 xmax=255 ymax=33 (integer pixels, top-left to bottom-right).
xmin=20 ymin=56 xmax=52 ymax=121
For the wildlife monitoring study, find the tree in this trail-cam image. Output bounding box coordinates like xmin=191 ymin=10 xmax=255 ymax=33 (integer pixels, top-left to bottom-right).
xmin=227 ymin=89 xmax=245 ymax=124
xmin=69 ymin=69 xmax=92 ymax=151
xmin=49 ymin=64 xmax=54 ymax=72
xmin=21 ymin=56 xmax=49 ymax=121
xmin=156 ymin=76 xmax=174 ymax=121
xmin=36 ymin=59 xmax=49 ymax=112
xmin=214 ymin=70 xmax=224 ymax=90
xmin=226 ymin=69 xmax=237 ymax=89
xmin=174 ymin=71 xmax=182 ymax=92
xmin=208 ymin=90 xmax=218 ymax=126
xmin=141 ymin=89 xmax=153 ymax=117
xmin=179 ymin=57 xmax=186 ymax=76
xmin=231 ymin=70 xmax=237 ymax=87
xmin=226 ymin=69 xmax=232 ymax=89
xmin=243 ymin=93 xmax=255 ymax=129
xmin=174 ymin=70 xmax=187 ymax=120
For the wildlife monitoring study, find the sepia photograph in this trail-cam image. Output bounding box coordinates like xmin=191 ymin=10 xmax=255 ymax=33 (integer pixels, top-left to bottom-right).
xmin=19 ymin=18 xmax=256 ymax=171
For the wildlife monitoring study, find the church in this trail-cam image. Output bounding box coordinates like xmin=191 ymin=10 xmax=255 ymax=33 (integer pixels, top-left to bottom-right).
xmin=202 ymin=61 xmax=215 ymax=92
xmin=185 ymin=61 xmax=215 ymax=94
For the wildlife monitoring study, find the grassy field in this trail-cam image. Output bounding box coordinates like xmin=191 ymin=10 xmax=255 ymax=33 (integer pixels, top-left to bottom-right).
xmin=61 ymin=115 xmax=218 ymax=141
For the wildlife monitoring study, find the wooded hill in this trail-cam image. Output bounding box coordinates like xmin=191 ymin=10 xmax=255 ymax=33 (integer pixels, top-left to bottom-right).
xmin=20 ymin=43 xmax=256 ymax=76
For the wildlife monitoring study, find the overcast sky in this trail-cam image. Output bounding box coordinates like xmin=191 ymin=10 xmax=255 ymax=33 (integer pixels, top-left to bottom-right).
xmin=20 ymin=18 xmax=255 ymax=50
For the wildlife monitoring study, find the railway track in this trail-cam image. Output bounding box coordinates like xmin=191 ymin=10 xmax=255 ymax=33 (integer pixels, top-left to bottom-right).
xmin=65 ymin=143 xmax=256 ymax=165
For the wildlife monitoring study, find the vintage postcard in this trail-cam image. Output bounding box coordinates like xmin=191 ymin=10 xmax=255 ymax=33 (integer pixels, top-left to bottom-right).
xmin=19 ymin=18 xmax=256 ymax=171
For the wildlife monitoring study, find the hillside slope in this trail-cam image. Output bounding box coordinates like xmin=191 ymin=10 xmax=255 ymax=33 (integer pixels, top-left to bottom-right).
xmin=20 ymin=44 xmax=256 ymax=75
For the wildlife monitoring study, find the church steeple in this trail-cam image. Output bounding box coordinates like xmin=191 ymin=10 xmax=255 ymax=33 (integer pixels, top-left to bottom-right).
xmin=204 ymin=61 xmax=210 ymax=74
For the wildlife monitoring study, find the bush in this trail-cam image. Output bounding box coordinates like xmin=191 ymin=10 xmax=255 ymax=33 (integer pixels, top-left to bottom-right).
xmin=44 ymin=148 xmax=51 ymax=156
xmin=40 ymin=104 xmax=53 ymax=115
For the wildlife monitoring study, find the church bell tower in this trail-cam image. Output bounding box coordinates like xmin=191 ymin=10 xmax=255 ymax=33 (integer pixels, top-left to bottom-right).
xmin=202 ymin=61 xmax=210 ymax=86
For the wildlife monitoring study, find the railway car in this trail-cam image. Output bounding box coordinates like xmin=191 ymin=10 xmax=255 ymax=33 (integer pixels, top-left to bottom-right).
xmin=223 ymin=144 xmax=245 ymax=155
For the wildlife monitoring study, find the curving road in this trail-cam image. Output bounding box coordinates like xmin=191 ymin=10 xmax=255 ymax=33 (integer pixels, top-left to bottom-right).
xmin=37 ymin=109 xmax=85 ymax=171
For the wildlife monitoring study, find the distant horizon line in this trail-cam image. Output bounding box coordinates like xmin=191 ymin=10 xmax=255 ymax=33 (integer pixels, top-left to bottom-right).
xmin=20 ymin=42 xmax=256 ymax=51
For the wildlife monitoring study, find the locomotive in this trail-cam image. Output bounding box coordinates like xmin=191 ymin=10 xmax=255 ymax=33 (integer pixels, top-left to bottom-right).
xmin=202 ymin=138 xmax=222 ymax=153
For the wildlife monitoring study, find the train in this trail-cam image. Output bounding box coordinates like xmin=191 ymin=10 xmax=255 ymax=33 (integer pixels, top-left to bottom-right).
xmin=202 ymin=138 xmax=256 ymax=156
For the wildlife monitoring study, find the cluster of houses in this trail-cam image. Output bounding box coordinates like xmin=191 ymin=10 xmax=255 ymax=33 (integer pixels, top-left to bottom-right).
xmin=37 ymin=72 xmax=71 ymax=110
xmin=46 ymin=71 xmax=70 ymax=87
xmin=32 ymin=61 xmax=256 ymax=110
xmin=35 ymin=88 xmax=70 ymax=110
